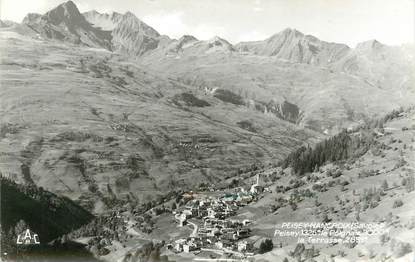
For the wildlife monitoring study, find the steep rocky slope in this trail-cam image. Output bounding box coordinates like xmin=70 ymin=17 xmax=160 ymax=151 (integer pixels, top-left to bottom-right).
xmin=235 ymin=28 xmax=350 ymax=65
xmin=22 ymin=2 xmax=171 ymax=57
xmin=110 ymin=11 xmax=167 ymax=56
xmin=22 ymin=1 xmax=112 ymax=49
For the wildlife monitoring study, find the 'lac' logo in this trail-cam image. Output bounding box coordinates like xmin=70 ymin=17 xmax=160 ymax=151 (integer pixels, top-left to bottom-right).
xmin=16 ymin=229 xmax=40 ymax=245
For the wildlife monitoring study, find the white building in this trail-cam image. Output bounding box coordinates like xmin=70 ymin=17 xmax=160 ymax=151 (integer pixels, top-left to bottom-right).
xmin=178 ymin=213 xmax=187 ymax=227
xmin=250 ymin=174 xmax=264 ymax=194
xmin=237 ymin=240 xmax=253 ymax=252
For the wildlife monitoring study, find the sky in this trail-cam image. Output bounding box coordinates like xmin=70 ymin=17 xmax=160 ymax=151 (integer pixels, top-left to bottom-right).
xmin=0 ymin=0 xmax=414 ymax=47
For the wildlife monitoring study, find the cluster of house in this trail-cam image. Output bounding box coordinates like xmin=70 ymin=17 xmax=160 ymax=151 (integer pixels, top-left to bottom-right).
xmin=170 ymin=217 xmax=254 ymax=255
xmin=175 ymin=197 xmax=239 ymax=225
xmin=198 ymin=218 xmax=252 ymax=241
xmin=171 ymin=236 xmax=254 ymax=255
xmin=170 ymin=174 xmax=266 ymax=255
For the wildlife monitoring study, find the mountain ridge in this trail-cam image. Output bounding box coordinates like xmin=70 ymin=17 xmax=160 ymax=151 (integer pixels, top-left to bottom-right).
xmin=22 ymin=0 xmax=112 ymax=49
xmin=235 ymin=28 xmax=351 ymax=65
xmin=14 ymin=1 xmax=410 ymax=135
xmin=15 ymin=1 xmax=411 ymax=63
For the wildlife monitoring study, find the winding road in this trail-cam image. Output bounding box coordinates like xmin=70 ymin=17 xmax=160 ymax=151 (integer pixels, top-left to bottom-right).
xmin=188 ymin=220 xmax=199 ymax=237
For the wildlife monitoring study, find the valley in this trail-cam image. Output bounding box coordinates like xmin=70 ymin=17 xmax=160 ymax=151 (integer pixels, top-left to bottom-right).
xmin=0 ymin=1 xmax=414 ymax=261
xmin=0 ymin=29 xmax=319 ymax=209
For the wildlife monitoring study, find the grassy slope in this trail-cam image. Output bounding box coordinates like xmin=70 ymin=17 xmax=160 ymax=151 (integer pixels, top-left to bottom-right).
xmin=0 ymin=30 xmax=320 ymax=213
xmin=140 ymin=47 xmax=415 ymax=134
xmin=238 ymin=109 xmax=415 ymax=261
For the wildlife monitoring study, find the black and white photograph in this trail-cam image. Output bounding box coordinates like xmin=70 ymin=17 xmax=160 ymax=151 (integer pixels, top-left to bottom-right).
xmin=0 ymin=0 xmax=414 ymax=261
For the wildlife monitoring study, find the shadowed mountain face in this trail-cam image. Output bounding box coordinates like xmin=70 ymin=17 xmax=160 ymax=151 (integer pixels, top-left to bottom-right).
xmin=22 ymin=1 xmax=112 ymax=49
xmin=22 ymin=2 xmax=166 ymax=56
xmin=0 ymin=178 xmax=94 ymax=258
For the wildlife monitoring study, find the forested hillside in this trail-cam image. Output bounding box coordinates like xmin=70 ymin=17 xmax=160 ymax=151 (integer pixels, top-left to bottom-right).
xmin=0 ymin=177 xmax=94 ymax=259
xmin=280 ymin=108 xmax=409 ymax=176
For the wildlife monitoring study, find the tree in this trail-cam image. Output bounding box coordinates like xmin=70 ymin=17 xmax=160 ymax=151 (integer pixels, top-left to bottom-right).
xmin=290 ymin=243 xmax=305 ymax=259
xmin=279 ymin=129 xmax=372 ymax=177
xmin=381 ymin=180 xmax=389 ymax=191
xmin=259 ymin=238 xmax=273 ymax=254
xmin=405 ymin=175 xmax=414 ymax=193
xmin=390 ymin=240 xmax=412 ymax=258
xmin=289 ymin=201 xmax=297 ymax=211
xmin=393 ymin=199 xmax=403 ymax=208
xmin=322 ymin=213 xmax=331 ymax=223
xmin=14 ymin=219 xmax=28 ymax=236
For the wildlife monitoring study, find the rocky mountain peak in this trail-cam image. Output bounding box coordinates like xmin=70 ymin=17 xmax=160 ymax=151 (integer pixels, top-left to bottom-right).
xmin=355 ymin=39 xmax=385 ymax=51
xmin=123 ymin=11 xmax=136 ymax=18
xmin=21 ymin=1 xmax=112 ymax=49
xmin=116 ymin=11 xmax=160 ymax=38
xmin=279 ymin=27 xmax=304 ymax=38
xmin=206 ymin=36 xmax=235 ymax=51
xmin=110 ymin=11 xmax=161 ymax=56
xmin=43 ymin=0 xmax=84 ymax=26
xmin=110 ymin=11 xmax=122 ymax=19
xmin=179 ymin=35 xmax=198 ymax=43
xmin=62 ymin=0 xmax=77 ymax=9
xmin=208 ymin=36 xmax=233 ymax=46
xmin=235 ymin=27 xmax=350 ymax=64
xmin=209 ymin=36 xmax=227 ymax=43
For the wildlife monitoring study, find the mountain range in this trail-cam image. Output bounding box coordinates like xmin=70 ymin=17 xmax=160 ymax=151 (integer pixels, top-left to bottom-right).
xmin=8 ymin=0 xmax=411 ymax=132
